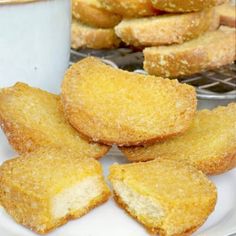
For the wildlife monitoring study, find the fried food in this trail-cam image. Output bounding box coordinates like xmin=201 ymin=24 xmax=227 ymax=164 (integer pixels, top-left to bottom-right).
xmin=98 ymin=0 xmax=158 ymax=18
xmin=144 ymin=26 xmax=236 ymax=78
xmin=215 ymin=3 xmax=236 ymax=28
xmin=72 ymin=0 xmax=121 ymax=28
xmin=109 ymin=159 xmax=217 ymax=236
xmin=0 ymin=148 xmax=110 ymax=234
xmin=0 ymin=82 xmax=109 ymax=158
xmin=151 ymin=0 xmax=227 ymax=12
xmin=61 ymin=57 xmax=197 ymax=146
xmin=115 ymin=9 xmax=216 ymax=47
xmin=121 ymin=103 xmax=236 ymax=175
xmin=71 ymin=20 xmax=120 ymax=49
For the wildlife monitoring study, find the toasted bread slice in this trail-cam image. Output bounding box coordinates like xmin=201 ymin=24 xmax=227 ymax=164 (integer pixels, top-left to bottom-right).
xmin=0 ymin=83 xmax=109 ymax=158
xmin=0 ymin=148 xmax=110 ymax=234
xmin=121 ymin=103 xmax=236 ymax=175
xmin=71 ymin=20 xmax=120 ymax=49
xmin=109 ymin=159 xmax=217 ymax=236
xmin=151 ymin=0 xmax=227 ymax=12
xmin=215 ymin=3 xmax=236 ymax=27
xmin=99 ymin=0 xmax=159 ymax=18
xmin=72 ymin=0 xmax=121 ymax=28
xmin=115 ymin=9 xmax=215 ymax=47
xmin=61 ymin=57 xmax=196 ymax=146
xmin=144 ymin=26 xmax=236 ymax=78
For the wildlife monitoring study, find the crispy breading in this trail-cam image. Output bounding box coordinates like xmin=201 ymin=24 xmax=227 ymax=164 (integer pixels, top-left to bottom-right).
xmin=72 ymin=0 xmax=121 ymax=28
xmin=115 ymin=8 xmax=216 ymax=47
xmin=0 ymin=82 xmax=110 ymax=158
xmin=121 ymin=103 xmax=236 ymax=175
xmin=144 ymin=26 xmax=236 ymax=78
xmin=71 ymin=20 xmax=121 ymax=49
xmin=98 ymin=0 xmax=159 ymax=18
xmin=0 ymin=148 xmax=110 ymax=234
xmin=151 ymin=0 xmax=227 ymax=12
xmin=109 ymin=159 xmax=217 ymax=236
xmin=61 ymin=57 xmax=197 ymax=146
xmin=215 ymin=3 xmax=236 ymax=28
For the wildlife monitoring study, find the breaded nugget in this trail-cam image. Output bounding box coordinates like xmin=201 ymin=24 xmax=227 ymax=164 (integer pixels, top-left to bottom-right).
xmin=0 ymin=83 xmax=109 ymax=158
xmin=109 ymin=159 xmax=217 ymax=236
xmin=121 ymin=103 xmax=236 ymax=175
xmin=99 ymin=0 xmax=158 ymax=18
xmin=115 ymin=9 xmax=215 ymax=47
xmin=71 ymin=20 xmax=120 ymax=49
xmin=151 ymin=0 xmax=227 ymax=12
xmin=144 ymin=26 xmax=236 ymax=78
xmin=0 ymin=148 xmax=110 ymax=234
xmin=72 ymin=0 xmax=121 ymax=28
xmin=215 ymin=3 xmax=236 ymax=28
xmin=61 ymin=57 xmax=197 ymax=146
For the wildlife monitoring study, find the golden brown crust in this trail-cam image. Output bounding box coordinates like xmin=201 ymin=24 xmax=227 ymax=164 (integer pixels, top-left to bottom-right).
xmin=144 ymin=26 xmax=236 ymax=78
xmin=0 ymin=82 xmax=110 ymax=158
xmin=61 ymin=57 xmax=197 ymax=146
xmin=72 ymin=0 xmax=121 ymax=28
xmin=71 ymin=20 xmax=121 ymax=49
xmin=115 ymin=9 xmax=215 ymax=47
xmin=121 ymin=103 xmax=236 ymax=175
xmin=151 ymin=0 xmax=228 ymax=12
xmin=99 ymin=0 xmax=159 ymax=17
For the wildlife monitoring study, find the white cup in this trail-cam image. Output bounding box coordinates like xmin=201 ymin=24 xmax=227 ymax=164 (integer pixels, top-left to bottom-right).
xmin=0 ymin=0 xmax=71 ymax=93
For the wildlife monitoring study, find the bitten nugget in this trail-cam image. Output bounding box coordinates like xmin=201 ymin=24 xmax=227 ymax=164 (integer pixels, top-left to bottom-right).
xmin=121 ymin=103 xmax=236 ymax=175
xmin=215 ymin=3 xmax=236 ymax=28
xmin=61 ymin=57 xmax=196 ymax=146
xmin=0 ymin=83 xmax=109 ymax=158
xmin=109 ymin=159 xmax=217 ymax=236
xmin=151 ymin=0 xmax=227 ymax=12
xmin=99 ymin=0 xmax=158 ymax=18
xmin=71 ymin=20 xmax=120 ymax=49
xmin=115 ymin=9 xmax=215 ymax=47
xmin=0 ymin=148 xmax=110 ymax=234
xmin=144 ymin=26 xmax=236 ymax=78
xmin=72 ymin=0 xmax=121 ymax=28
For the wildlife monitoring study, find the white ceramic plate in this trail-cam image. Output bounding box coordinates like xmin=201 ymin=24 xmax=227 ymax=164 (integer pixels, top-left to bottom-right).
xmin=0 ymin=129 xmax=235 ymax=236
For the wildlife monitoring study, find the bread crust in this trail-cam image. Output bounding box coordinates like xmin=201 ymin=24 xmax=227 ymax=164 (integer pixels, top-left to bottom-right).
xmin=0 ymin=83 xmax=110 ymax=158
xmin=61 ymin=57 xmax=197 ymax=146
xmin=71 ymin=20 xmax=121 ymax=49
xmin=121 ymin=103 xmax=236 ymax=175
xmin=151 ymin=0 xmax=228 ymax=12
xmin=115 ymin=9 xmax=215 ymax=47
xmin=99 ymin=0 xmax=159 ymax=17
xmin=144 ymin=26 xmax=236 ymax=78
xmin=72 ymin=0 xmax=121 ymax=28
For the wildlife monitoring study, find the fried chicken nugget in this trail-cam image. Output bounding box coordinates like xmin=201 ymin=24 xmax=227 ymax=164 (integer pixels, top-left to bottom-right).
xmin=61 ymin=57 xmax=197 ymax=146
xmin=109 ymin=159 xmax=217 ymax=236
xmin=121 ymin=103 xmax=236 ymax=175
xmin=0 ymin=148 xmax=110 ymax=234
xmin=0 ymin=83 xmax=110 ymax=158
xmin=72 ymin=0 xmax=121 ymax=28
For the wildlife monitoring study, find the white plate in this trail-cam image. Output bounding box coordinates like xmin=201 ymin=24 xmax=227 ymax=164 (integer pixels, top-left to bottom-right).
xmin=0 ymin=129 xmax=236 ymax=236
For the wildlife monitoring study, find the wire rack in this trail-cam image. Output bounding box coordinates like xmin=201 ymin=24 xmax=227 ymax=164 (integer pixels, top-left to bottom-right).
xmin=70 ymin=49 xmax=236 ymax=101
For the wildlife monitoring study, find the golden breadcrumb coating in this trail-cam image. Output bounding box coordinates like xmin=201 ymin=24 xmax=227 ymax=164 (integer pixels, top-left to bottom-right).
xmin=115 ymin=8 xmax=216 ymax=47
xmin=61 ymin=57 xmax=197 ymax=146
xmin=109 ymin=159 xmax=217 ymax=236
xmin=71 ymin=20 xmax=121 ymax=49
xmin=215 ymin=3 xmax=236 ymax=28
xmin=151 ymin=0 xmax=228 ymax=12
xmin=144 ymin=26 xmax=236 ymax=78
xmin=0 ymin=82 xmax=110 ymax=158
xmin=121 ymin=103 xmax=236 ymax=175
xmin=72 ymin=0 xmax=121 ymax=28
xmin=99 ymin=0 xmax=159 ymax=17
xmin=0 ymin=148 xmax=110 ymax=234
